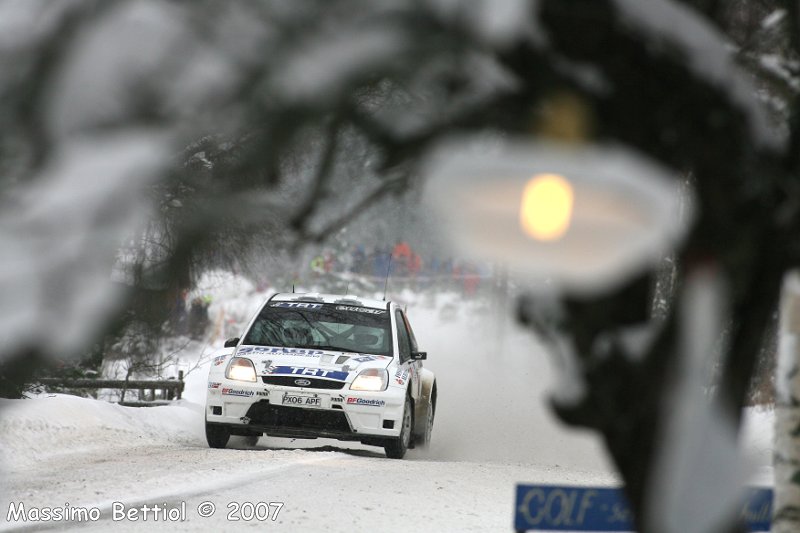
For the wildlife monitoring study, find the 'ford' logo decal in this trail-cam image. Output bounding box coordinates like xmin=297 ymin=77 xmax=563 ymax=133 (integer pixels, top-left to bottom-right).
xmin=294 ymin=379 xmax=311 ymax=387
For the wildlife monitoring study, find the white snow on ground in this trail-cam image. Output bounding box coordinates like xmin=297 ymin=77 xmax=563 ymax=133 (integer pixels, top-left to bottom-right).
xmin=0 ymin=395 xmax=205 ymax=472
xmin=0 ymin=279 xmax=777 ymax=531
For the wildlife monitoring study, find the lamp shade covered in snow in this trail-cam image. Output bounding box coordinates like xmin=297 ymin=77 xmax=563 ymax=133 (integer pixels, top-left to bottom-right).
xmin=424 ymin=137 xmax=692 ymax=293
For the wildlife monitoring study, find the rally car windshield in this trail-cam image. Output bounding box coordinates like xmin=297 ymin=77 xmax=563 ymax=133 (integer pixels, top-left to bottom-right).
xmin=242 ymin=302 xmax=393 ymax=356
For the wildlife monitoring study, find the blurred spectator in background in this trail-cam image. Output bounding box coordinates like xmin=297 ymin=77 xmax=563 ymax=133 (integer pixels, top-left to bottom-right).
xmin=392 ymin=240 xmax=411 ymax=275
xmin=409 ymin=252 xmax=422 ymax=276
xmin=408 ymin=252 xmax=422 ymax=289
xmin=310 ymin=254 xmax=325 ymax=276
xmin=373 ymin=248 xmax=391 ymax=279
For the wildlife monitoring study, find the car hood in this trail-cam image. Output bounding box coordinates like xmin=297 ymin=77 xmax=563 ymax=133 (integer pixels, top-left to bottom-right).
xmin=234 ymin=345 xmax=393 ymax=379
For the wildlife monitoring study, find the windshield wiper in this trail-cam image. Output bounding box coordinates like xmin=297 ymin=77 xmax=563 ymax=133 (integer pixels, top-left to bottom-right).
xmin=315 ymin=345 xmax=359 ymax=354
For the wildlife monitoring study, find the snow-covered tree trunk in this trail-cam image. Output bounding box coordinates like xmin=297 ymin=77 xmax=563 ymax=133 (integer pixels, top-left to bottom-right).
xmin=774 ymin=270 xmax=800 ymax=532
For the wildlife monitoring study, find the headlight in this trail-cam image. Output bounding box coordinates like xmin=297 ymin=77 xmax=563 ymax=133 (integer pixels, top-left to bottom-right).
xmin=349 ymin=369 xmax=388 ymax=391
xmin=226 ymin=357 xmax=257 ymax=382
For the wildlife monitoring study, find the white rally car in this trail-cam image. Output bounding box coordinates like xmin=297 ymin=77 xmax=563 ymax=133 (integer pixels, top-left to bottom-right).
xmin=205 ymin=292 xmax=437 ymax=459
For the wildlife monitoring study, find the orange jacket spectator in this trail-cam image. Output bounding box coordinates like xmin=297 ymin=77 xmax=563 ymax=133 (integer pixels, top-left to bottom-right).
xmin=392 ymin=241 xmax=412 ymax=274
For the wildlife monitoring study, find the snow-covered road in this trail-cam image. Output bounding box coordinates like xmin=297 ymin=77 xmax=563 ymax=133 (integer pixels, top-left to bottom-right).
xmin=1 ymin=436 xmax=617 ymax=532
xmin=1 ymin=419 xmax=617 ymax=533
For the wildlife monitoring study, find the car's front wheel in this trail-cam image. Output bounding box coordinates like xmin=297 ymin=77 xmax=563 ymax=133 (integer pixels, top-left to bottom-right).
xmin=384 ymin=395 xmax=413 ymax=459
xmin=206 ymin=422 xmax=231 ymax=449
xmin=417 ymin=398 xmax=434 ymax=448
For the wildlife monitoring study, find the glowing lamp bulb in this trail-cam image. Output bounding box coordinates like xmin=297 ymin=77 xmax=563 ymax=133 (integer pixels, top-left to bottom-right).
xmin=519 ymin=173 xmax=574 ymax=241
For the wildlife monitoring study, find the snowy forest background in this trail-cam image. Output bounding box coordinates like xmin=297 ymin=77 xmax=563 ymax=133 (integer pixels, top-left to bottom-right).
xmin=2 ymin=1 xmax=800 ymax=532
xmin=0 ymin=0 xmax=792 ymax=397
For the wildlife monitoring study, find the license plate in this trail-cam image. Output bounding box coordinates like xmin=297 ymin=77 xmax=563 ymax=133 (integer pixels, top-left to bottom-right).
xmin=281 ymin=393 xmax=322 ymax=408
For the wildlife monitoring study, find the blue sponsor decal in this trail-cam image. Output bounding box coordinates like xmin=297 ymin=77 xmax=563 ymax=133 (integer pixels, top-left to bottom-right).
xmin=213 ymin=355 xmax=228 ymax=366
xmin=267 ymin=366 xmax=349 ymax=381
xmin=270 ymin=302 xmax=322 ymax=310
xmin=513 ymin=485 xmax=772 ymax=532
xmin=238 ymin=346 xmax=323 ymax=357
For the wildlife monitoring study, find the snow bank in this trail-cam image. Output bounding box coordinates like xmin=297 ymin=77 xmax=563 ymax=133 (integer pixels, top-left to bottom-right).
xmin=0 ymin=272 xmax=262 ymax=473
xmin=0 ymin=394 xmax=205 ymax=472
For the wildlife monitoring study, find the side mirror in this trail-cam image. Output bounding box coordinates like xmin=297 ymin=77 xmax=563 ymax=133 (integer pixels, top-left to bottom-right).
xmin=224 ymin=337 xmax=240 ymax=348
xmin=411 ymin=351 xmax=427 ymax=361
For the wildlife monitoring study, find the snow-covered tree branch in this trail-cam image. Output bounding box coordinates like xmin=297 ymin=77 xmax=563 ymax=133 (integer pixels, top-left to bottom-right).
xmin=1 ymin=1 xmax=800 ymax=531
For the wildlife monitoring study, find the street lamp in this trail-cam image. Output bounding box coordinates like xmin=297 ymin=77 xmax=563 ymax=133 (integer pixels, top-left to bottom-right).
xmin=424 ymin=136 xmax=692 ymax=293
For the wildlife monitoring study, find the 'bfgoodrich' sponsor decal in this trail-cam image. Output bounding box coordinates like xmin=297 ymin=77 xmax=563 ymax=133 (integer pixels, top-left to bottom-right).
xmin=346 ymin=397 xmax=385 ymax=407
xmin=221 ymin=388 xmax=254 ymax=397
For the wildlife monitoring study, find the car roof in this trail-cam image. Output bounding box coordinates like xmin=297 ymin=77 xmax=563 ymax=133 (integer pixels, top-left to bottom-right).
xmin=270 ymin=292 xmax=391 ymax=311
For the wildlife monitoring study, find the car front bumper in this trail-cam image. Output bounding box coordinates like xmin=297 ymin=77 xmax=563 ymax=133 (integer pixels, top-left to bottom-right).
xmin=205 ymin=379 xmax=405 ymax=441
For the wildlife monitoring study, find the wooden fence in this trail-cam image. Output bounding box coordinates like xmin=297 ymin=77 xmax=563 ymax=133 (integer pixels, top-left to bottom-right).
xmin=38 ymin=371 xmax=184 ymax=407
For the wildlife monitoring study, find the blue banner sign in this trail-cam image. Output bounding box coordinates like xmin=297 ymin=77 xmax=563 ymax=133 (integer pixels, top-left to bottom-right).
xmin=514 ymin=485 xmax=773 ymax=532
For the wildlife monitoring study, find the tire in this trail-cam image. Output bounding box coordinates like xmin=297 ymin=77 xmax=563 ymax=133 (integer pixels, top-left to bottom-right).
xmin=206 ymin=422 xmax=231 ymax=449
xmin=384 ymin=395 xmax=413 ymax=459
xmin=417 ymin=397 xmax=435 ymax=448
